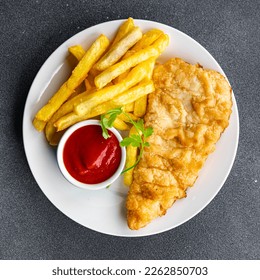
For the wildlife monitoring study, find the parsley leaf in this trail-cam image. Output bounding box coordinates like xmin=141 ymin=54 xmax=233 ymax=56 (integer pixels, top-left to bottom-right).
xmin=100 ymin=108 xmax=122 ymax=139
xmin=143 ymin=127 xmax=153 ymax=138
xmin=134 ymin=119 xmax=145 ymax=133
xmin=100 ymin=108 xmax=153 ymax=174
xmin=143 ymin=141 xmax=150 ymax=147
xmin=100 ymin=114 xmax=109 ymax=139
xmin=120 ymin=134 xmax=142 ymax=147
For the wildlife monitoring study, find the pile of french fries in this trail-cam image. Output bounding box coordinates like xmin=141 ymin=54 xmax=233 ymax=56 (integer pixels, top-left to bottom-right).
xmin=33 ymin=18 xmax=169 ymax=186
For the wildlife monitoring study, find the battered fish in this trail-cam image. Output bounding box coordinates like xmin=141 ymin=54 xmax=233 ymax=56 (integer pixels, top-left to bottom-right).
xmin=126 ymin=58 xmax=232 ymax=230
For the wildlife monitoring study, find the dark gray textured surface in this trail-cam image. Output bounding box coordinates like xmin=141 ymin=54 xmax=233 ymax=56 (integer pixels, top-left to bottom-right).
xmin=0 ymin=0 xmax=259 ymax=260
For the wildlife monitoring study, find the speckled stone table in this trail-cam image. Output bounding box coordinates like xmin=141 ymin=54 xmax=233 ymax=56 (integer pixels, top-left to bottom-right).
xmin=1 ymin=0 xmax=259 ymax=259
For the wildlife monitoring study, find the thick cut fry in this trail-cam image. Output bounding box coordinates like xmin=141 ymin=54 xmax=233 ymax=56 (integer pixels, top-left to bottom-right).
xmin=113 ymin=50 xmax=136 ymax=84
xmin=123 ymin=102 xmax=135 ymax=112
xmin=111 ymin=18 xmax=135 ymax=46
xmin=152 ymin=33 xmax=170 ymax=52
xmin=48 ymin=131 xmax=65 ymax=146
xmin=45 ymin=91 xmax=90 ymax=143
xmin=75 ymin=59 xmax=155 ymax=116
xmin=134 ymin=96 xmax=148 ymax=117
xmin=117 ymin=49 xmax=154 ymax=84
xmin=54 ymin=113 xmax=81 ymax=132
xmin=35 ymin=82 xmax=70 ymax=122
xmin=95 ymin=50 xmax=157 ymax=89
xmin=124 ymin=126 xmax=139 ymax=186
xmin=94 ymin=34 xmax=169 ymax=89
xmin=55 ymin=79 xmax=154 ymax=131
xmin=114 ymin=71 xmax=129 ymax=84
xmin=70 ymin=47 xmax=99 ymax=89
xmin=131 ymin=29 xmax=163 ymax=51
xmin=146 ymin=58 xmax=156 ymax=79
xmin=113 ymin=117 xmax=130 ymax=131
xmin=133 ymin=58 xmax=155 ymax=117
xmin=35 ymin=34 xmax=109 ymax=122
xmin=122 ymin=49 xmax=136 ymax=59
xmin=67 ymin=35 xmax=109 ymax=89
xmin=45 ymin=119 xmax=57 ymax=143
xmin=33 ymin=118 xmax=46 ymax=131
xmin=68 ymin=45 xmax=85 ymax=61
xmin=104 ymin=79 xmax=154 ymax=109
xmin=117 ymin=112 xmax=139 ymax=122
xmin=95 ymin=27 xmax=142 ymax=71
xmin=69 ymin=48 xmax=93 ymax=92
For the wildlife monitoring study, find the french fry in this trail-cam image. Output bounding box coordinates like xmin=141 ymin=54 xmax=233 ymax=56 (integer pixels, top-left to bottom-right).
xmin=133 ymin=95 xmax=147 ymax=117
xmin=95 ymin=49 xmax=157 ymax=89
xmin=124 ymin=126 xmax=138 ymax=186
xmin=111 ymin=17 xmax=135 ymax=46
xmin=123 ymin=103 xmax=135 ymax=112
xmin=35 ymin=34 xmax=109 ymax=122
xmin=131 ymin=29 xmax=163 ymax=51
xmin=54 ymin=113 xmax=80 ymax=132
xmin=48 ymin=131 xmax=65 ymax=146
xmin=69 ymin=47 xmax=101 ymax=80
xmin=45 ymin=124 xmax=63 ymax=145
xmin=152 ymin=33 xmax=170 ymax=53
xmin=94 ymin=33 xmax=169 ymax=89
xmin=117 ymin=112 xmax=139 ymax=122
xmin=115 ymin=31 xmax=157 ymax=87
xmin=74 ymin=59 xmax=155 ymax=116
xmin=67 ymin=35 xmax=109 ymax=89
xmin=95 ymin=26 xmax=142 ymax=71
xmin=112 ymin=26 xmax=162 ymax=92
xmin=113 ymin=71 xmax=129 ymax=84
xmin=113 ymin=117 xmax=130 ymax=131
xmin=133 ymin=58 xmax=155 ymax=117
xmin=69 ymin=48 xmax=93 ymax=92
xmin=68 ymin=45 xmax=85 ymax=61
xmin=122 ymin=49 xmax=136 ymax=59
xmin=113 ymin=50 xmax=136 ymax=84
xmin=33 ymin=118 xmax=46 ymax=131
xmin=105 ymin=79 xmax=154 ymax=109
xmin=146 ymin=58 xmax=156 ymax=79
xmin=45 ymin=86 xmax=95 ymax=144
xmin=55 ymin=79 xmax=154 ymax=131
xmin=45 ymin=121 xmax=57 ymax=144
xmin=134 ymin=96 xmax=148 ymax=117
xmin=45 ymin=91 xmax=90 ymax=143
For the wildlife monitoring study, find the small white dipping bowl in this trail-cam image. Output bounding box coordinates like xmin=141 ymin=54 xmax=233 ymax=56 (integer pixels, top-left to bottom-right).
xmin=57 ymin=119 xmax=126 ymax=190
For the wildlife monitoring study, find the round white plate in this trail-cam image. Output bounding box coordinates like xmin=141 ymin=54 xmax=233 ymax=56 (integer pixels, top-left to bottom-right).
xmin=23 ymin=19 xmax=239 ymax=237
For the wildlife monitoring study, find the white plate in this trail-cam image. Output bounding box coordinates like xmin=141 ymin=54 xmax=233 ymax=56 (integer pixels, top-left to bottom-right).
xmin=23 ymin=19 xmax=239 ymax=237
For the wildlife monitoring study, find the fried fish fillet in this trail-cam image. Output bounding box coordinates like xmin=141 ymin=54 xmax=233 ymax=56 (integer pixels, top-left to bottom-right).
xmin=126 ymin=58 xmax=232 ymax=230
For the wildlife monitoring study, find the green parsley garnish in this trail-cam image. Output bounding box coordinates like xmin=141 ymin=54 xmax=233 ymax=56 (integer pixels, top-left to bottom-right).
xmin=100 ymin=108 xmax=122 ymax=139
xmin=100 ymin=108 xmax=153 ymax=173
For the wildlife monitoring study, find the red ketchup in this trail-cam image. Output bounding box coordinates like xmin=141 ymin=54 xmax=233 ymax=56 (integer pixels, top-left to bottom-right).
xmin=63 ymin=125 xmax=121 ymax=184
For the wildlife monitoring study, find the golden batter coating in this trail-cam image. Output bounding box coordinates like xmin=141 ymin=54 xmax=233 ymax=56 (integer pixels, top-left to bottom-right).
xmin=126 ymin=58 xmax=232 ymax=230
